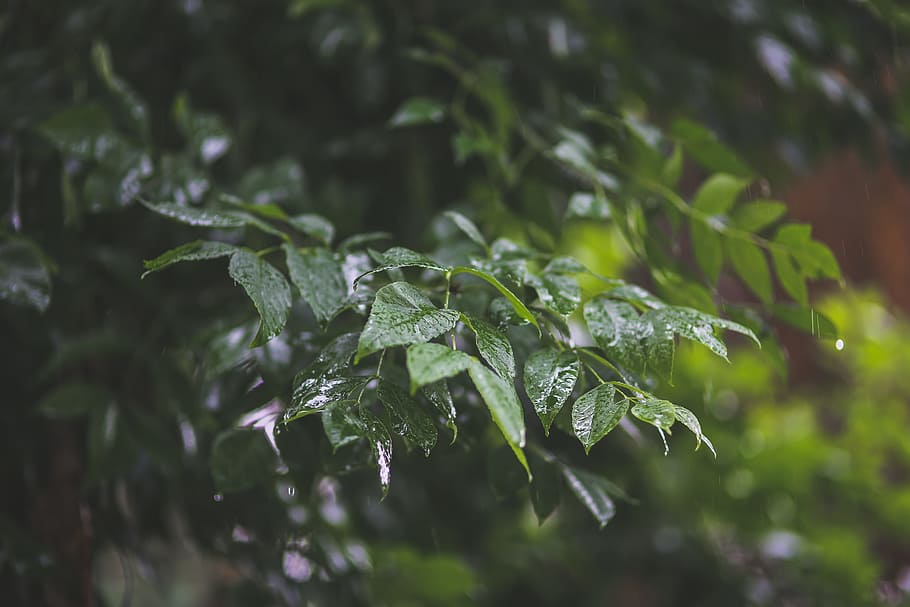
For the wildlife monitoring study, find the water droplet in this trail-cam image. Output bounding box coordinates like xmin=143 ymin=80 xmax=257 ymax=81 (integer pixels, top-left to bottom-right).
xmin=288 ymin=486 xmax=296 ymax=497
xmin=835 ymin=338 xmax=845 ymax=351
xmin=213 ymin=493 xmax=223 ymax=502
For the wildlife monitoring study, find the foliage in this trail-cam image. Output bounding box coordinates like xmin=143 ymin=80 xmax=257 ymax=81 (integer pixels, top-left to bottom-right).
xmin=2 ymin=1 xmax=905 ymax=605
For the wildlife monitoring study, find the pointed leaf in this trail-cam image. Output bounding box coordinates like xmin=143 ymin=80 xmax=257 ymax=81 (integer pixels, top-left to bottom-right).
xmin=572 ymin=384 xmax=628 ymax=453
xmin=673 ymin=405 xmax=716 ymax=457
xmin=142 ymin=240 xmax=237 ymax=278
xmin=451 ymin=266 xmax=540 ymax=333
xmin=544 ymin=256 xmax=589 ymax=275
xmin=354 ymin=247 xmax=449 ymax=288
xmin=92 ymin=42 xmax=149 ymax=140
xmin=528 ymin=273 xmax=581 ymax=316
xmin=378 ymin=381 xmax=437 ymax=456
xmin=286 ymin=376 xmax=369 ymax=423
xmin=406 ymin=343 xmax=474 ymax=390
xmin=731 ymin=200 xmax=787 ymax=232
xmin=772 ymin=249 xmax=808 ymax=305
xmin=726 ymin=238 xmax=773 ymax=304
xmin=631 ymin=397 xmax=676 ymax=436
xmin=692 ymin=174 xmax=750 ymax=215
xmin=468 ymin=362 xmax=529 ymax=478
xmin=444 ymin=211 xmax=488 ymax=251
xmin=358 ymin=408 xmax=393 ymax=498
xmin=422 ymin=380 xmax=458 ymax=439
xmin=228 ymin=249 xmax=291 ymax=347
xmin=283 ymin=245 xmax=348 ymax=327
xmin=561 ymin=466 xmax=617 ymax=528
xmin=287 ymin=214 xmax=335 ymax=245
xmin=770 ymin=304 xmax=838 ymax=339
xmin=523 ymin=349 xmax=580 ymax=435
xmin=463 ymin=315 xmax=515 ymax=379
xmin=583 ymin=296 xmax=645 ymax=372
xmin=210 ymin=428 xmax=275 ymax=493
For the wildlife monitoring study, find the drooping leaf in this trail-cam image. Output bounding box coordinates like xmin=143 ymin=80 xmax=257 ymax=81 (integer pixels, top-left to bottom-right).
xmin=643 ymin=306 xmax=760 ymax=363
xmin=631 ymin=397 xmax=676 ymax=453
xmin=583 ymin=296 xmax=645 ymax=372
xmin=561 ymin=466 xmax=617 ymax=529
xmin=406 ymin=343 xmax=474 ymax=391
xmin=444 ymin=211 xmax=488 ymax=251
xmin=288 ymin=214 xmax=335 ymax=245
xmin=209 ymin=428 xmax=275 ymax=493
xmin=388 ymin=97 xmax=446 ymax=128
xmin=0 ymin=236 xmax=52 ymax=312
xmin=228 ymin=249 xmax=292 ymax=347
xmin=451 ymin=266 xmax=540 ymax=334
xmin=286 ymin=376 xmax=369 ymax=423
xmin=772 ymin=249 xmax=808 ymax=305
xmin=467 ymin=362 xmax=529 ymax=478
xmin=523 ymin=349 xmax=580 ymax=435
xmin=565 ymin=192 xmax=611 ymax=220
xmin=321 ymin=400 xmax=363 ymax=451
xmin=528 ymin=273 xmax=581 ymax=316
xmin=726 ymin=238 xmax=773 ymax=304
xmin=283 ymin=245 xmax=348 ymax=327
xmin=673 ymin=405 xmax=716 ymax=457
xmin=463 ymin=315 xmax=515 ymax=379
xmin=692 ymin=174 xmax=750 ymax=215
xmin=353 ymin=248 xmax=450 ymax=288
xmin=142 ymin=240 xmax=237 ymax=278
xmin=571 ymin=384 xmax=628 ymax=453
xmin=731 ymin=200 xmax=787 ymax=232
xmin=775 ymin=224 xmax=842 ymax=281
xmin=671 ymin=119 xmax=752 ymax=177
xmin=358 ymin=408 xmax=394 ymax=498
xmin=356 ymin=282 xmax=460 ymax=362
xmin=422 ymin=380 xmax=458 ymax=439
xmin=378 ymin=380 xmax=438 ymax=456
xmin=690 ymin=220 xmax=723 ymax=284
xmin=528 ymin=452 xmax=562 ymax=524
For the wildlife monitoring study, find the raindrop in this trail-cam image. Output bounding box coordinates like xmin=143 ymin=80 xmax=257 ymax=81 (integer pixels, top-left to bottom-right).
xmin=835 ymin=338 xmax=845 ymax=351
xmin=213 ymin=493 xmax=224 ymax=503
xmin=288 ymin=486 xmax=296 ymax=497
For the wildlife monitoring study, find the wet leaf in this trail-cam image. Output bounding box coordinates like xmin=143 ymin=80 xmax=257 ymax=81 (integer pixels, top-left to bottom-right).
xmin=288 ymin=214 xmax=335 ymax=245
xmin=283 ymin=245 xmax=348 ymax=327
xmin=631 ymin=397 xmax=676 ymax=453
xmin=422 ymin=380 xmax=458 ymax=438
xmin=584 ymin=296 xmax=645 ymax=372
xmin=228 ymin=249 xmax=292 ymax=347
xmin=358 ymin=408 xmax=394 ymax=497
xmin=463 ymin=315 xmax=515 ymax=379
xmin=321 ymin=400 xmax=362 ymax=451
xmin=673 ymin=405 xmax=716 ymax=457
xmin=468 ymin=362 xmax=529 ymax=478
xmin=452 ymin=266 xmax=540 ymax=333
xmin=406 ymin=342 xmax=474 ymax=390
xmin=286 ymin=376 xmax=368 ymax=423
xmin=354 ymin=247 xmax=449 ymax=288
xmin=142 ymin=240 xmax=237 ymax=278
xmin=356 ymin=282 xmax=460 ymax=362
xmin=444 ymin=211 xmax=488 ymax=251
xmin=523 ymin=349 xmax=580 ymax=435
xmin=0 ymin=236 xmax=52 ymax=312
xmin=140 ymin=200 xmax=247 ymax=227
xmin=528 ymin=273 xmax=581 ymax=316
xmin=561 ymin=466 xmax=617 ymax=528
xmin=378 ymin=380 xmax=438 ymax=455
xmin=572 ymin=384 xmax=629 ymax=453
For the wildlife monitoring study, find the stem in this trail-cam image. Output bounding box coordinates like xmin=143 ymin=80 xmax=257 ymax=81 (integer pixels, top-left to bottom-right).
xmin=444 ymin=271 xmax=457 ymax=349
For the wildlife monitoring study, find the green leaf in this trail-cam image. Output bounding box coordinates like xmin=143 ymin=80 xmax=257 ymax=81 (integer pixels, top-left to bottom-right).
xmin=354 ymin=247 xmax=450 ymax=288
xmin=770 ymin=304 xmax=838 ymax=339
xmin=209 ymin=428 xmax=275 ymax=493
xmin=288 ymin=214 xmax=335 ymax=245
xmin=142 ymin=240 xmax=237 ymax=278
xmin=91 ymin=41 xmax=149 ymax=140
xmin=643 ymin=306 xmax=760 ymax=363
xmin=140 ymin=200 xmax=247 ymax=227
xmin=544 ymin=256 xmax=589 ymax=275
xmin=228 ymin=249 xmax=292 ymax=347
xmin=690 ymin=220 xmax=723 ymax=284
xmin=523 ymin=349 xmax=580 ymax=435
xmin=772 ymin=249 xmax=808 ymax=305
xmin=286 ymin=376 xmax=368 ymax=423
xmin=565 ymin=192 xmax=611 ymax=220
xmin=37 ymin=382 xmax=112 ymax=419
xmin=467 ymin=362 xmax=529 ymax=478
xmin=0 ymin=236 xmax=52 ymax=312
xmin=406 ymin=343 xmax=474 ymax=391
xmin=358 ymin=408 xmax=394 ymax=498
xmin=775 ymin=224 xmax=842 ymax=282
xmin=422 ymin=380 xmax=458 ymax=439
xmin=527 ymin=273 xmax=581 ymax=316
xmin=283 ymin=245 xmax=348 ymax=327
xmin=726 ymin=238 xmax=773 ymax=304
xmin=631 ymin=397 xmax=676 ymax=453
xmin=561 ymin=466 xmax=617 ymax=528
xmin=172 ymin=94 xmax=232 ymax=165
xmin=378 ymin=380 xmax=438 ymax=456
xmin=38 ymin=103 xmax=114 ymax=160
xmin=444 ymin=211 xmax=488 ymax=251
xmin=606 ymin=284 xmax=666 ymax=310
xmin=662 ymin=144 xmax=684 ymax=187
xmin=463 ymin=315 xmax=515 ymax=379
xmin=388 ymin=97 xmax=446 ymax=128
xmin=452 ymin=266 xmax=540 ymax=334
xmin=583 ymin=296 xmax=645 ymax=372
xmin=673 ymin=405 xmax=716 ymax=457
xmin=692 ymin=174 xmax=750 ymax=215
xmin=731 ymin=200 xmax=787 ymax=232
xmin=356 ymin=282 xmax=460 ymax=362
xmin=528 ymin=453 xmax=561 ymax=524
xmin=236 ymin=157 xmax=305 ymax=207
xmin=671 ymin=119 xmax=752 ymax=177
xmin=321 ymin=400 xmax=362 ymax=451
xmin=572 ymin=384 xmax=629 ymax=454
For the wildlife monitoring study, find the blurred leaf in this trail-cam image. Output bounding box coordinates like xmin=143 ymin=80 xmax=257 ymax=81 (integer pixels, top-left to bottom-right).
xmin=228 ymin=249 xmax=292 ymax=346
xmin=726 ymin=238 xmax=773 ymax=304
xmin=288 ymin=213 xmax=335 ymax=245
xmin=770 ymin=304 xmax=838 ymax=339
xmin=561 ymin=466 xmax=617 ymax=528
xmin=236 ymin=157 xmax=305 ymax=206
xmin=772 ymin=248 xmax=808 ymax=305
xmin=572 ymin=383 xmax=628 ymax=453
xmin=692 ymin=174 xmax=750 ymax=215
xmin=565 ymin=192 xmax=611 ymax=221
xmin=388 ymin=97 xmax=446 ymax=128
xmin=140 ymin=200 xmax=247 ymax=227
xmin=210 ymin=428 xmax=275 ymax=493
xmin=671 ymin=119 xmax=752 ymax=177
xmin=731 ymin=200 xmax=787 ymax=232
xmin=691 ymin=220 xmax=723 ymax=284
xmin=92 ymin=41 xmax=149 ymax=140
xmin=172 ymin=94 xmax=231 ymax=165
xmin=529 ymin=453 xmax=561 ymax=524
xmin=37 ymin=382 xmax=112 ymax=419
xmin=0 ymin=236 xmax=52 ymax=312
xmin=356 ymin=282 xmax=460 ymax=362
xmin=524 ymin=349 xmax=580 ymax=435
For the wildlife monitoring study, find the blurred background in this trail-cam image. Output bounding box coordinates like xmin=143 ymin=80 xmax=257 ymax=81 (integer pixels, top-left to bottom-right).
xmin=3 ymin=0 xmax=910 ymax=605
